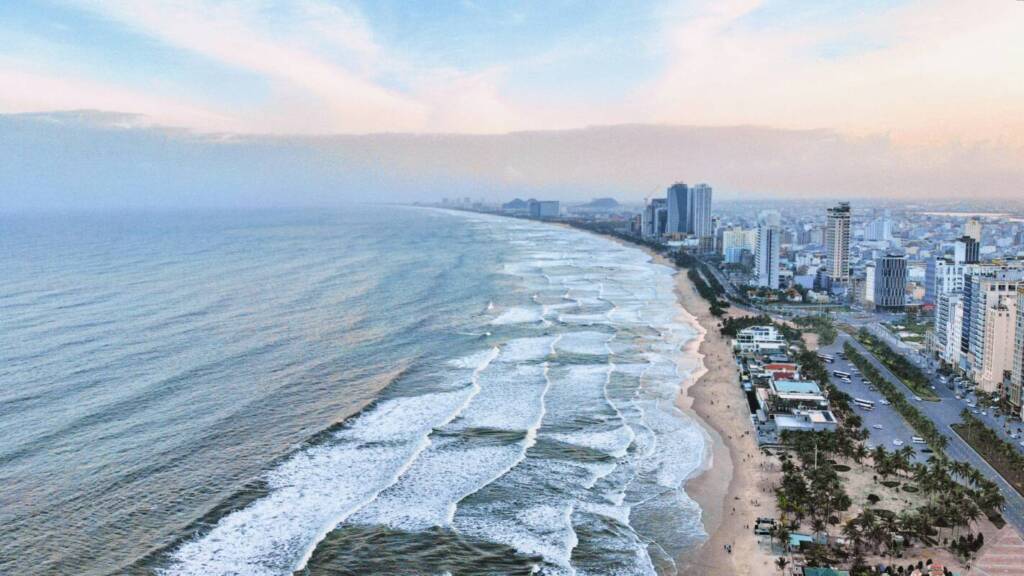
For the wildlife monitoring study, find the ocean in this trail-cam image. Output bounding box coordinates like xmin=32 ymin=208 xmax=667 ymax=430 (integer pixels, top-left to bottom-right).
xmin=0 ymin=206 xmax=708 ymax=575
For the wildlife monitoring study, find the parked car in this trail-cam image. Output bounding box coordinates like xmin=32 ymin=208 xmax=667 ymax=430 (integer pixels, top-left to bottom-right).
xmin=872 ymin=424 xmax=884 ymax=430
xmin=893 ymin=439 xmax=904 ymax=446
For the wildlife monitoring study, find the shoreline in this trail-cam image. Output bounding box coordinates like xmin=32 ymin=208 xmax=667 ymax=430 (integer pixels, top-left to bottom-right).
xmin=483 ymin=214 xmax=776 ymax=574
xmin=640 ymin=248 xmax=776 ymax=576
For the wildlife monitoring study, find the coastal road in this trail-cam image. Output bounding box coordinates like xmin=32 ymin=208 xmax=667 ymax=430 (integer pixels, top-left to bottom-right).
xmin=817 ymin=340 xmax=929 ymax=464
xmin=830 ymin=332 xmax=1024 ymax=534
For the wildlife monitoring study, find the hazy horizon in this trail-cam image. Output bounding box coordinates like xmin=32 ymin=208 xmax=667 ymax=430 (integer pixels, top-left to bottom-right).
xmin=2 ymin=0 xmax=1023 ymax=209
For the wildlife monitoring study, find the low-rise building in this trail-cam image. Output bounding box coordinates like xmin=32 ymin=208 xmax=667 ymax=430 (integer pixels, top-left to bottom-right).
xmin=734 ymin=325 xmax=787 ymax=353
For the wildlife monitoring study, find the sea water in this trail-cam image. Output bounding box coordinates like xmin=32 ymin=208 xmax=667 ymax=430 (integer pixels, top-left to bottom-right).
xmin=0 ymin=207 xmax=708 ymax=575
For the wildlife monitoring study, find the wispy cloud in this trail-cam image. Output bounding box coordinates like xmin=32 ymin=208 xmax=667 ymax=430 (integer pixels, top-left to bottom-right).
xmin=644 ymin=0 xmax=1024 ymax=146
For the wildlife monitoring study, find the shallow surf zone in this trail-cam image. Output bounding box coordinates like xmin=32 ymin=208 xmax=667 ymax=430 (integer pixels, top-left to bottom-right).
xmin=158 ymin=212 xmax=707 ymax=576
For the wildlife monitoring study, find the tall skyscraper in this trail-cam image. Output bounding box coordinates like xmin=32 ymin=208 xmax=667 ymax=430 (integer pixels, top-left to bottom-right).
xmin=666 ymin=183 xmax=689 ymax=235
xmin=825 ymin=202 xmax=851 ymax=285
xmin=689 ymin=183 xmax=713 ymax=238
xmin=965 ymin=218 xmax=983 ymax=242
xmin=641 ymin=197 xmax=667 ymax=238
xmin=873 ymin=253 xmax=907 ymax=311
xmin=755 ymin=218 xmax=780 ymax=290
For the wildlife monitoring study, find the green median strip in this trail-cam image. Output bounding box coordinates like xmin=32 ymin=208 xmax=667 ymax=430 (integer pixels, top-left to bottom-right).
xmin=853 ymin=329 xmax=938 ymax=401
xmin=843 ymin=342 xmax=947 ymax=453
xmin=952 ymin=411 xmax=1024 ymax=498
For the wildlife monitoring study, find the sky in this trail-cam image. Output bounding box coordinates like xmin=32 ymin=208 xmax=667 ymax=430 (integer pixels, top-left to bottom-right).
xmin=1 ymin=0 xmax=1023 ymax=208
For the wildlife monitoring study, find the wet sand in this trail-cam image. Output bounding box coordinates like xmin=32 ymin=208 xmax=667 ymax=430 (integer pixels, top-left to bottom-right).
xmin=645 ymin=252 xmax=777 ymax=576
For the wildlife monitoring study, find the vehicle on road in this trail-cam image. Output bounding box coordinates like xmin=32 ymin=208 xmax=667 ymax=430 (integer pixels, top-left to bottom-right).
xmin=872 ymin=424 xmax=884 ymax=430
xmin=914 ymin=396 xmax=922 ymax=402
xmin=912 ymin=436 xmax=926 ymax=444
xmin=833 ymin=370 xmax=851 ymax=379
xmin=880 ymin=399 xmax=891 ymax=405
xmin=893 ymin=439 xmax=904 ymax=446
xmin=854 ymin=398 xmax=876 ymax=410
xmin=817 ymin=353 xmax=835 ymax=363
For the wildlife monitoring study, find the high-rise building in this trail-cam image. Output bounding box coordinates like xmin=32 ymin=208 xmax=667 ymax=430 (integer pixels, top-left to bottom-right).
xmin=864 ymin=262 xmax=876 ymax=305
xmin=1011 ymin=286 xmax=1024 ymax=417
xmin=755 ymin=220 xmax=780 ymax=290
xmin=964 ymin=270 xmax=1024 ymax=376
xmin=866 ymin=216 xmax=892 ymax=241
xmin=641 ymin=198 xmax=668 ymax=238
xmin=978 ymin=296 xmax=1017 ymax=393
xmin=926 ymin=257 xmax=958 ymax=306
xmin=689 ymin=183 xmax=713 ymax=239
xmin=825 ymin=202 xmax=852 ymax=285
xmin=965 ymin=218 xmax=983 ymax=243
xmin=666 ymin=183 xmax=689 ymax=235
xmin=873 ymin=253 xmax=908 ymax=311
xmin=936 ymin=292 xmax=964 ymax=365
xmin=665 ymin=182 xmax=713 ymax=238
xmin=954 ymin=236 xmax=980 ymax=264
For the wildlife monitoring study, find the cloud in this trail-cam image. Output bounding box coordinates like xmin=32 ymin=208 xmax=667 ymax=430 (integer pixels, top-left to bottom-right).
xmin=67 ymin=0 xmax=431 ymax=133
xmin=643 ymin=0 xmax=1024 ymax=147
xmin=0 ymin=64 xmax=239 ymax=131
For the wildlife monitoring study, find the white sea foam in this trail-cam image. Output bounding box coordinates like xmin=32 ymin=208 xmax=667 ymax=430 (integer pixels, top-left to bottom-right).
xmin=161 ymin=388 xmax=478 ymax=576
xmin=555 ymin=331 xmax=613 ymax=356
xmin=490 ymin=306 xmax=544 ymax=325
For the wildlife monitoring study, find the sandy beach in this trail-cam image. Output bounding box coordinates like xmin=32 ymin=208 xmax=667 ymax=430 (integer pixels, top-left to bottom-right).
xmin=644 ymin=251 xmax=778 ymax=576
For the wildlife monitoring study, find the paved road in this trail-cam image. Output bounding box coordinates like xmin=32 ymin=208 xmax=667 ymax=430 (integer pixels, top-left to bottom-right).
xmin=836 ymin=332 xmax=1024 ymax=533
xmin=816 ymin=338 xmax=929 ymax=464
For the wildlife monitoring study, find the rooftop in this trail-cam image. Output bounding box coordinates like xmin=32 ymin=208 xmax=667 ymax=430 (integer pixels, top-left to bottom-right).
xmin=773 ymin=380 xmax=822 ymax=395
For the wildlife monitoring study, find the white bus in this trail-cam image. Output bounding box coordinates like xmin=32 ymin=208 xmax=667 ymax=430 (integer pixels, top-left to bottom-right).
xmin=853 ymin=398 xmax=875 ymax=410
xmin=833 ymin=370 xmax=851 ymax=379
xmin=817 ymin=353 xmax=835 ymax=363
xmin=911 ymin=436 xmax=926 ymax=444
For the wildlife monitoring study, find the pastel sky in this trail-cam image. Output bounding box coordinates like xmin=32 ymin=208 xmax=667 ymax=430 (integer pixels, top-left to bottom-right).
xmin=1 ymin=0 xmax=1023 ymax=207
